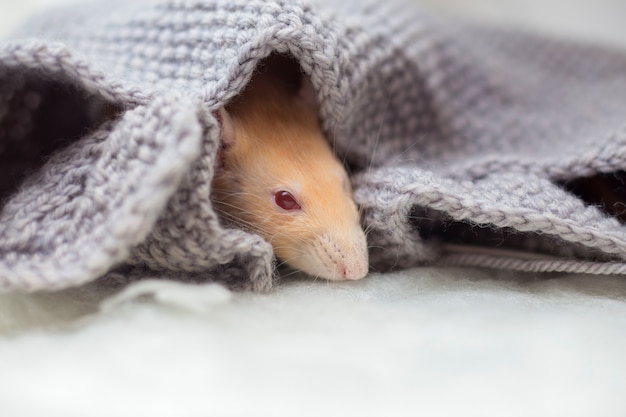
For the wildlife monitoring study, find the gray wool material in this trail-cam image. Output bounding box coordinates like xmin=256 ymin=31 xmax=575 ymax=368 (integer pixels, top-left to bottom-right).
xmin=2 ymin=0 xmax=626 ymax=292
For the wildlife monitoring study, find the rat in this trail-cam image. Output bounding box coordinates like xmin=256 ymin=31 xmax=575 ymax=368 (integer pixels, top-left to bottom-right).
xmin=211 ymin=57 xmax=369 ymax=281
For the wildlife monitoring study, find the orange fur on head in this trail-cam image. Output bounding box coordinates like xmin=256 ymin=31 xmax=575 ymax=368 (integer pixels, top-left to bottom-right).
xmin=212 ymin=57 xmax=368 ymax=280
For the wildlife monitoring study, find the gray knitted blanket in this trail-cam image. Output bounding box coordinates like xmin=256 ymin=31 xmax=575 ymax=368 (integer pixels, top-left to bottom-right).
xmin=2 ymin=0 xmax=626 ymax=292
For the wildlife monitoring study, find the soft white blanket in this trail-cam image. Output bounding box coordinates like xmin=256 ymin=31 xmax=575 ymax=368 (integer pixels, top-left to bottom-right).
xmin=1 ymin=269 xmax=625 ymax=416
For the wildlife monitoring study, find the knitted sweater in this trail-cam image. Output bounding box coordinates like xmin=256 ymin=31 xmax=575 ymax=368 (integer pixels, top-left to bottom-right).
xmin=2 ymin=0 xmax=626 ymax=292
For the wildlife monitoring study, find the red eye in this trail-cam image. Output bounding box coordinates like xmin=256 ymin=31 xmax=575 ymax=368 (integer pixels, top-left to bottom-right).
xmin=274 ymin=190 xmax=301 ymax=211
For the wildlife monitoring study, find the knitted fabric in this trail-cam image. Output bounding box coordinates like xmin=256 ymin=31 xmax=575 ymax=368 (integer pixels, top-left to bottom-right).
xmin=2 ymin=0 xmax=626 ymax=292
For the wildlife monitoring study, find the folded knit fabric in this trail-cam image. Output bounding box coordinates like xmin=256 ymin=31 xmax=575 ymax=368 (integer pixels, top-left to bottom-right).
xmin=2 ymin=0 xmax=626 ymax=292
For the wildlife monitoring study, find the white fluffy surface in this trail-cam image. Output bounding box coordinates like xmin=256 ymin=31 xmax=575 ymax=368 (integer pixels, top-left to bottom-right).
xmin=2 ymin=0 xmax=626 ymax=416
xmin=1 ymin=269 xmax=626 ymax=416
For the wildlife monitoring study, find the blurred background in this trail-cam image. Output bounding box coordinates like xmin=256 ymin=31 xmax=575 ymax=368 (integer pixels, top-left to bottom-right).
xmin=2 ymin=0 xmax=626 ymax=46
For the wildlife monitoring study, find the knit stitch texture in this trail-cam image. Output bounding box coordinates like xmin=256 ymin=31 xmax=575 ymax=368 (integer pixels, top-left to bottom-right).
xmin=2 ymin=0 xmax=626 ymax=291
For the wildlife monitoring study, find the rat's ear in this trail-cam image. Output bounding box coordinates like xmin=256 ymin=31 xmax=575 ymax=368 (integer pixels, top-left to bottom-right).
xmin=297 ymin=77 xmax=320 ymax=111
xmin=215 ymin=107 xmax=236 ymax=146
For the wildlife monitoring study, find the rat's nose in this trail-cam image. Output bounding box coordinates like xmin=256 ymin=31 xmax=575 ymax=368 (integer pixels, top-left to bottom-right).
xmin=340 ymin=257 xmax=369 ymax=280
xmin=335 ymin=236 xmax=369 ymax=280
xmin=313 ymin=230 xmax=369 ymax=281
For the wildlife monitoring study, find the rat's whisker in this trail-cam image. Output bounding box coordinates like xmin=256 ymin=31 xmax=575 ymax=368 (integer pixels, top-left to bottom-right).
xmin=367 ymin=93 xmax=391 ymax=173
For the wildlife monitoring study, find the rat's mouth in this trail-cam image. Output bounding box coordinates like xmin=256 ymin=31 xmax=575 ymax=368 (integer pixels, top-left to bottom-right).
xmin=288 ymin=233 xmax=368 ymax=281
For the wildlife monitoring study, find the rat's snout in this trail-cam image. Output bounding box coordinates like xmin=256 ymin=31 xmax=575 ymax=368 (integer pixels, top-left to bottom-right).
xmin=337 ymin=254 xmax=369 ymax=281
xmin=311 ymin=228 xmax=369 ymax=281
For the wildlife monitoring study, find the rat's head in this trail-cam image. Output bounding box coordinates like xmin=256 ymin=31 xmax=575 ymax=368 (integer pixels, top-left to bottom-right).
xmin=212 ymin=81 xmax=368 ymax=281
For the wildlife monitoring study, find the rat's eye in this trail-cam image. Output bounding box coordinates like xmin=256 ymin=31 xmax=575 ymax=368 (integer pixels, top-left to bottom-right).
xmin=274 ymin=190 xmax=301 ymax=211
